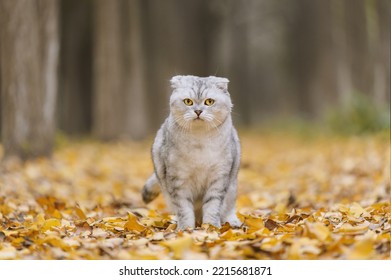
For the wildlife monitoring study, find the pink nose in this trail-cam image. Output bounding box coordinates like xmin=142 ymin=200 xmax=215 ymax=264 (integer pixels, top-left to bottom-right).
xmin=194 ymin=110 xmax=202 ymax=116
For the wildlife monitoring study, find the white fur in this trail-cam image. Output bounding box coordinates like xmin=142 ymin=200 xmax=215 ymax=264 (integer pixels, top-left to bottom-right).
xmin=143 ymin=75 xmax=241 ymax=230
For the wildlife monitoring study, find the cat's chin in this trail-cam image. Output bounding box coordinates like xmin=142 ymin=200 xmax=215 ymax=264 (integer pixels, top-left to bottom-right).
xmin=178 ymin=118 xmax=209 ymax=130
xmin=190 ymin=118 xmax=205 ymax=127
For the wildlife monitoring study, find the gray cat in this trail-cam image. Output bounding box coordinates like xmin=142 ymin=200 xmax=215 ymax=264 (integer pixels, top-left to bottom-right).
xmin=142 ymin=75 xmax=241 ymax=230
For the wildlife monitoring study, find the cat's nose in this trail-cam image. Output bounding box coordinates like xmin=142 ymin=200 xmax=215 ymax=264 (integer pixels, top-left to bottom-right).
xmin=194 ymin=110 xmax=203 ymax=116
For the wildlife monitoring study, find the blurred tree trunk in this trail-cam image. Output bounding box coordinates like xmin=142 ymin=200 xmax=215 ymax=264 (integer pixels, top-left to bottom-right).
xmin=286 ymin=0 xmax=319 ymax=116
xmin=0 ymin=0 xmax=59 ymax=159
xmin=301 ymin=0 xmax=337 ymax=115
xmin=93 ymin=0 xmax=148 ymax=140
xmin=93 ymin=0 xmax=123 ymax=140
xmin=142 ymin=0 xmax=209 ymax=130
xmin=344 ymin=0 xmax=371 ymax=97
xmin=0 ymin=48 xmax=1 ymax=135
xmin=58 ymin=0 xmax=92 ymax=135
xmin=122 ymin=0 xmax=149 ymax=139
xmin=229 ymin=1 xmax=252 ymax=125
xmin=141 ymin=1 xmax=172 ymax=130
xmin=373 ymin=0 xmax=390 ymax=104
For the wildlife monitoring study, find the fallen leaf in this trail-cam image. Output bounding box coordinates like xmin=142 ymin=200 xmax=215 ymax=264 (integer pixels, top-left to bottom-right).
xmin=307 ymin=222 xmax=330 ymax=241
xmin=347 ymin=238 xmax=374 ymax=259
xmin=42 ymin=218 xmax=61 ymax=232
xmin=161 ymin=235 xmax=193 ymax=259
xmin=349 ymin=203 xmax=366 ymax=218
xmin=75 ymin=205 xmax=87 ymax=220
xmin=337 ymin=221 xmax=370 ymax=235
xmin=124 ymin=212 xmax=146 ymax=232
xmin=265 ymin=219 xmax=280 ymax=230
xmin=0 ymin=133 xmax=389 ymax=260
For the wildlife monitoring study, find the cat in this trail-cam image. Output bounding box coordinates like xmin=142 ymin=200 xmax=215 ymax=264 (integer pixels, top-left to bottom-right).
xmin=142 ymin=75 xmax=241 ymax=230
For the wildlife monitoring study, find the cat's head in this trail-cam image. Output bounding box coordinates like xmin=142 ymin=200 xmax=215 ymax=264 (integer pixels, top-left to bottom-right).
xmin=169 ymin=75 xmax=232 ymax=130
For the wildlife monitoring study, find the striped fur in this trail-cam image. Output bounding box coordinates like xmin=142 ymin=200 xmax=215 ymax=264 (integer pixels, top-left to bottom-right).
xmin=142 ymin=75 xmax=241 ymax=230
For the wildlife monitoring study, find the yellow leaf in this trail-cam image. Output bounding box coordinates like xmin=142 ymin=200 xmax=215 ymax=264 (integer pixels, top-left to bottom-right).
xmin=288 ymin=238 xmax=321 ymax=259
xmin=42 ymin=218 xmax=61 ymax=232
xmin=161 ymin=235 xmax=193 ymax=259
xmin=11 ymin=237 xmax=25 ymax=247
xmin=35 ymin=213 xmax=46 ymax=227
xmin=307 ymin=222 xmax=330 ymax=241
xmin=52 ymin=209 xmax=63 ymax=219
xmin=260 ymin=238 xmax=283 ymax=253
xmin=102 ymin=217 xmax=124 ymax=223
xmin=75 ymin=206 xmax=87 ymax=220
xmin=124 ymin=212 xmax=146 ymax=232
xmin=349 ymin=203 xmax=366 ymax=218
xmin=337 ymin=221 xmax=370 ymax=235
xmin=348 ymin=238 xmax=374 ymax=259
xmin=220 ymin=229 xmax=233 ymax=240
xmin=245 ymin=217 xmax=264 ymax=233
xmin=43 ymin=236 xmax=70 ymax=251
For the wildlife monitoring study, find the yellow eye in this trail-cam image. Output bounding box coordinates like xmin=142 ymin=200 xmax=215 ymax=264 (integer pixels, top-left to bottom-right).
xmin=183 ymin=98 xmax=193 ymax=106
xmin=204 ymin=98 xmax=215 ymax=106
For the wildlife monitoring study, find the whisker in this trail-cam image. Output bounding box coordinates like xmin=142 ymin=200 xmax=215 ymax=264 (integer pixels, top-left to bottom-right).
xmin=171 ymin=116 xmax=190 ymax=137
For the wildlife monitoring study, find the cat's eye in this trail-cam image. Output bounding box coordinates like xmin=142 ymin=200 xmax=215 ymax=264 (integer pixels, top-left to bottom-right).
xmin=204 ymin=98 xmax=215 ymax=106
xmin=183 ymin=98 xmax=193 ymax=106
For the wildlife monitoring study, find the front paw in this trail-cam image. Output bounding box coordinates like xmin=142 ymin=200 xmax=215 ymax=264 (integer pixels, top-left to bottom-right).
xmin=176 ymin=221 xmax=195 ymax=231
xmin=224 ymin=216 xmax=242 ymax=228
xmin=203 ymin=218 xmax=221 ymax=229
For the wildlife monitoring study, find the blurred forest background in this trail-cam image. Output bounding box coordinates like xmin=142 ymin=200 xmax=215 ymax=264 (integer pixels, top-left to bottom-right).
xmin=0 ymin=0 xmax=390 ymax=159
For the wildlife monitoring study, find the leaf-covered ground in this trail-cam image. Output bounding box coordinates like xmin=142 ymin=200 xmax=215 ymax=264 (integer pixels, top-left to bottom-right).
xmin=0 ymin=132 xmax=390 ymax=260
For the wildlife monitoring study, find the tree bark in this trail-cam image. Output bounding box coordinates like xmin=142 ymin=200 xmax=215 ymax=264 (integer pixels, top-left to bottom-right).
xmin=92 ymin=0 xmax=123 ymax=140
xmin=142 ymin=0 xmax=210 ymax=130
xmin=0 ymin=0 xmax=59 ymax=159
xmin=58 ymin=0 xmax=92 ymax=135
xmin=122 ymin=0 xmax=149 ymax=140
xmin=373 ymin=0 xmax=390 ymax=104
xmin=93 ymin=0 xmax=148 ymax=140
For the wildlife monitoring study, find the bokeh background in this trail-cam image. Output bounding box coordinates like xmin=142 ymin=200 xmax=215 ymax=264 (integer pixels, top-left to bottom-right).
xmin=0 ymin=0 xmax=390 ymax=261
xmin=0 ymin=0 xmax=390 ymax=158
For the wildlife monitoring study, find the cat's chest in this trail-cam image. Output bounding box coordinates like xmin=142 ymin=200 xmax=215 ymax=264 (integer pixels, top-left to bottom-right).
xmin=169 ymin=137 xmax=226 ymax=172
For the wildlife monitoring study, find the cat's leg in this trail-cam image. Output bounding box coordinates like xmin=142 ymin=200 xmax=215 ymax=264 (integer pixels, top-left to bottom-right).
xmin=222 ymin=209 xmax=241 ymax=227
xmin=174 ymin=198 xmax=195 ymax=230
xmin=221 ymin=183 xmax=241 ymax=227
xmin=202 ymin=179 xmax=228 ymax=228
xmin=165 ymin=181 xmax=195 ymax=230
xmin=221 ymin=137 xmax=242 ymax=228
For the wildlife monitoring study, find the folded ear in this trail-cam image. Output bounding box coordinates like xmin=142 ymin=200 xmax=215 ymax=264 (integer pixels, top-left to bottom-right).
xmin=170 ymin=75 xmax=183 ymax=89
xmin=209 ymin=76 xmax=229 ymax=93
xmin=170 ymin=75 xmax=198 ymax=89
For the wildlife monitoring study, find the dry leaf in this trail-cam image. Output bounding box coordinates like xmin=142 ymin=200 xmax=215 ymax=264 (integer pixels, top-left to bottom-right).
xmin=161 ymin=235 xmax=193 ymax=259
xmin=265 ymin=219 xmax=280 ymax=230
xmin=75 ymin=205 xmax=87 ymax=220
xmin=124 ymin=212 xmax=146 ymax=232
xmin=42 ymin=218 xmax=61 ymax=232
xmin=337 ymin=221 xmax=370 ymax=235
xmin=307 ymin=222 xmax=330 ymax=241
xmin=0 ymin=133 xmax=389 ymax=259
xmin=348 ymin=238 xmax=374 ymax=259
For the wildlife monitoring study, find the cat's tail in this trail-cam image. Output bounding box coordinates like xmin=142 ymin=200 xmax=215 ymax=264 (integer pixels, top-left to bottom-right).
xmin=142 ymin=173 xmax=161 ymax=204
